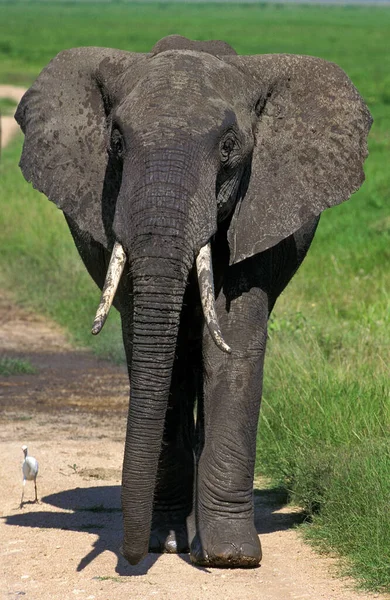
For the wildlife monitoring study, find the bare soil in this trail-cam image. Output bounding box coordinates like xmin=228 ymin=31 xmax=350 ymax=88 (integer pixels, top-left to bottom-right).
xmin=0 ymin=85 xmax=25 ymax=149
xmin=0 ymin=88 xmax=385 ymax=600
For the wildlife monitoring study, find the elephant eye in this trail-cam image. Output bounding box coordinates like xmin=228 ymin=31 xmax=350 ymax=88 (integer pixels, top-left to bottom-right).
xmin=220 ymin=136 xmax=236 ymax=163
xmin=111 ymin=128 xmax=125 ymax=158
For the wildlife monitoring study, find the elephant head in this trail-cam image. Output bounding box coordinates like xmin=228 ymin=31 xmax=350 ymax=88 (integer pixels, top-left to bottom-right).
xmin=16 ymin=35 xmax=372 ymax=565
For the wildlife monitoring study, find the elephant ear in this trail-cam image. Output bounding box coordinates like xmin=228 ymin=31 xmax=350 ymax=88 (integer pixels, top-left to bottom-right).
xmin=226 ymin=54 xmax=372 ymax=264
xmin=15 ymin=47 xmax=145 ymax=248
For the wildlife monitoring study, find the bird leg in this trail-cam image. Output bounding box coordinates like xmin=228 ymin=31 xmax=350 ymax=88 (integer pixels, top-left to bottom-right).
xmin=34 ymin=478 xmax=38 ymax=503
xmin=20 ymin=480 xmax=26 ymax=509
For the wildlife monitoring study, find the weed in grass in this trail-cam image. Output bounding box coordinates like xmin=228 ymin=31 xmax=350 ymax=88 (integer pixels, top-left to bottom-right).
xmin=0 ymin=357 xmax=36 ymax=376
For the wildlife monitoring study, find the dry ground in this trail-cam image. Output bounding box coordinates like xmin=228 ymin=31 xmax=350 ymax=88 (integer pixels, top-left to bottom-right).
xmin=0 ymin=85 xmax=25 ymax=149
xmin=0 ymin=88 xmax=386 ymax=600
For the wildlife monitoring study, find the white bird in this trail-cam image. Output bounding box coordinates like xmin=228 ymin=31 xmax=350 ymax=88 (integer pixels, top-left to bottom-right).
xmin=20 ymin=445 xmax=39 ymax=508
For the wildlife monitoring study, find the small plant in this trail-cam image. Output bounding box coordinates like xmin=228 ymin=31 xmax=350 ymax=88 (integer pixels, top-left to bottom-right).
xmin=0 ymin=357 xmax=36 ymax=376
xmin=93 ymin=576 xmax=123 ymax=583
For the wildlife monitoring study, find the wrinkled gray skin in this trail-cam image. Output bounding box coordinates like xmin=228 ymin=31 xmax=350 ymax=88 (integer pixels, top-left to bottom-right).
xmin=16 ymin=35 xmax=372 ymax=568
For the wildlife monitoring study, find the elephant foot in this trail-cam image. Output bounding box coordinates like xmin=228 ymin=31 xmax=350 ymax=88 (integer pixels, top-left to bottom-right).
xmin=149 ymin=511 xmax=190 ymax=553
xmin=190 ymin=520 xmax=261 ymax=568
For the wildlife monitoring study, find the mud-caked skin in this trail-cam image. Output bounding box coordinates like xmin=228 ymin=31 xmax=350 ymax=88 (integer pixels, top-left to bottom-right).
xmin=16 ymin=35 xmax=372 ymax=568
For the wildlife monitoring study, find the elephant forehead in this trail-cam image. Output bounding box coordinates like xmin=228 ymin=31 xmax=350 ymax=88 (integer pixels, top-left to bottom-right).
xmin=118 ymin=51 xmax=246 ymax=119
xmin=118 ymin=95 xmax=230 ymax=136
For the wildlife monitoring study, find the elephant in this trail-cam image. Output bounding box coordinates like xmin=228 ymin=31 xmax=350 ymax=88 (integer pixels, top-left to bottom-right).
xmin=15 ymin=35 xmax=372 ymax=568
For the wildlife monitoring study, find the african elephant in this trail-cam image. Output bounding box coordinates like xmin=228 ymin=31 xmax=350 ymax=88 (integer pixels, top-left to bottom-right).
xmin=16 ymin=35 xmax=372 ymax=568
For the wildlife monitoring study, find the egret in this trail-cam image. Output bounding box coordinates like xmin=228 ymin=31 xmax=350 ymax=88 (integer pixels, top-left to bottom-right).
xmin=20 ymin=445 xmax=39 ymax=508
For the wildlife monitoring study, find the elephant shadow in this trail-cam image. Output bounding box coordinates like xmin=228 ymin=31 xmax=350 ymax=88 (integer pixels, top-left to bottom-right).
xmin=253 ymin=485 xmax=306 ymax=533
xmin=4 ymin=484 xmax=304 ymax=575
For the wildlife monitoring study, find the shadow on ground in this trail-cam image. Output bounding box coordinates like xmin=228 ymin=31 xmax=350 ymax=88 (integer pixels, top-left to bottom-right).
xmin=253 ymin=486 xmax=306 ymax=533
xmin=3 ymin=484 xmax=305 ymax=575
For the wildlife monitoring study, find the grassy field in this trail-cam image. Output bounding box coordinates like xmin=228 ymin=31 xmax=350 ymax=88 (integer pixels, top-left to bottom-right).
xmin=0 ymin=1 xmax=389 ymax=592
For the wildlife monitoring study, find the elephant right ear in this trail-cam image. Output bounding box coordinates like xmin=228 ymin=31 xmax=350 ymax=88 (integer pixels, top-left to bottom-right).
xmin=16 ymin=47 xmax=145 ymax=248
xmin=226 ymin=54 xmax=372 ymax=264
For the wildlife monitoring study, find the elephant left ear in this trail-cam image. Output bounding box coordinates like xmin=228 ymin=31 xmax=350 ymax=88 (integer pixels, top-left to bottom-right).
xmin=15 ymin=47 xmax=145 ymax=249
xmin=226 ymin=54 xmax=372 ymax=264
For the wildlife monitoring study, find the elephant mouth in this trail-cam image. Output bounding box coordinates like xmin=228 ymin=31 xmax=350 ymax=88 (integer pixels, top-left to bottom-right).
xmin=91 ymin=240 xmax=231 ymax=354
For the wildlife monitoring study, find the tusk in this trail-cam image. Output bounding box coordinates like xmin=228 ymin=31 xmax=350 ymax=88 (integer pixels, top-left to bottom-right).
xmin=196 ymin=243 xmax=231 ymax=354
xmin=91 ymin=241 xmax=126 ymax=335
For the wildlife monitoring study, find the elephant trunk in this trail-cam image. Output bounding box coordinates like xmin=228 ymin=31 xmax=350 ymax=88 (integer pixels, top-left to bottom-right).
xmin=97 ymin=146 xmax=230 ymax=564
xmin=92 ymin=140 xmax=231 ymax=353
xmin=121 ymin=253 xmax=190 ymax=565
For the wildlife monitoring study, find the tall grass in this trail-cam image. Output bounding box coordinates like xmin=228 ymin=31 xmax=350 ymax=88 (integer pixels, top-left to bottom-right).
xmin=257 ymin=95 xmax=389 ymax=590
xmin=258 ymin=325 xmax=389 ymax=589
xmin=0 ymin=2 xmax=389 ymax=591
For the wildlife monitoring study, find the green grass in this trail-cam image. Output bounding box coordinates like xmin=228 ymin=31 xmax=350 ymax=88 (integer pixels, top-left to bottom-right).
xmin=0 ymin=357 xmax=36 ymax=375
xmin=302 ymin=441 xmax=390 ymax=590
xmin=0 ymin=97 xmax=17 ymax=116
xmin=1 ymin=1 xmax=390 ymax=99
xmin=0 ymin=1 xmax=389 ymax=592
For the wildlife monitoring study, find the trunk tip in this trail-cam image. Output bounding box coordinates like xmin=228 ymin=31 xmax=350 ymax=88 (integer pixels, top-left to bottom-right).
xmin=120 ymin=542 xmax=148 ymax=566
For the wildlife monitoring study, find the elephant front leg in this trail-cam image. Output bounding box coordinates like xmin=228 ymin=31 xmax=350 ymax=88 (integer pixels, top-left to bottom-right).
xmin=191 ymin=287 xmax=268 ymax=568
xmin=150 ymin=400 xmax=194 ymax=554
xmin=150 ymin=346 xmax=198 ymax=554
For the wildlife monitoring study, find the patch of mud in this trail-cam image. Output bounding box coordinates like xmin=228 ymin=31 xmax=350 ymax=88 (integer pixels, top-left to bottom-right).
xmin=0 ymin=291 xmax=129 ymax=416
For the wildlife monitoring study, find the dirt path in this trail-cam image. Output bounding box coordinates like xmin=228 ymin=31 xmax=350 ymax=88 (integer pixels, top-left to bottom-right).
xmin=0 ymin=85 xmax=25 ymax=148
xmin=0 ymin=90 xmax=385 ymax=600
